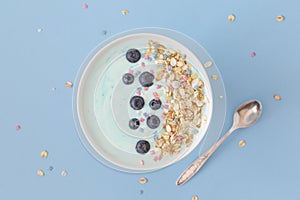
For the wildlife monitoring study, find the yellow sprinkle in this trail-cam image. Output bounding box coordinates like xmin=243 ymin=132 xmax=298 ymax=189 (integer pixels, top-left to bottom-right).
xmin=139 ymin=177 xmax=148 ymax=184
xmin=65 ymin=81 xmax=73 ymax=88
xmin=41 ymin=150 xmax=48 ymax=158
xmin=238 ymin=140 xmax=246 ymax=147
xmin=121 ymin=10 xmax=129 ymax=15
xmin=204 ymin=61 xmax=212 ymax=68
xmin=273 ymin=94 xmax=282 ymax=101
xmin=276 ymin=15 xmax=285 ymax=22
xmin=61 ymin=170 xmax=68 ymax=177
xmin=192 ymin=195 xmax=198 ymax=200
xmin=37 ymin=169 xmax=45 ymax=176
xmin=211 ymin=75 xmax=218 ymax=80
xmin=228 ymin=14 xmax=236 ymax=22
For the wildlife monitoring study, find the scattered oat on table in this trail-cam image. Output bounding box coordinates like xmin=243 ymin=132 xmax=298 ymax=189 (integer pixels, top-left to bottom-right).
xmin=65 ymin=81 xmax=73 ymax=88
xmin=273 ymin=94 xmax=282 ymax=101
xmin=139 ymin=177 xmax=148 ymax=184
xmin=192 ymin=195 xmax=198 ymax=200
xmin=238 ymin=140 xmax=246 ymax=147
xmin=122 ymin=10 xmax=129 ymax=15
xmin=61 ymin=170 xmax=68 ymax=177
xmin=37 ymin=169 xmax=45 ymax=176
xmin=276 ymin=15 xmax=285 ymax=22
xmin=228 ymin=14 xmax=236 ymax=22
xmin=40 ymin=150 xmax=48 ymax=158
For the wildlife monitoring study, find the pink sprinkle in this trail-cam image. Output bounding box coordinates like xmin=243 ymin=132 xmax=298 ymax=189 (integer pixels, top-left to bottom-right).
xmin=168 ymin=132 xmax=173 ymax=136
xmin=161 ymin=114 xmax=166 ymax=118
xmin=144 ymin=55 xmax=149 ymax=60
xmin=154 ymin=156 xmax=162 ymax=161
xmin=141 ymin=62 xmax=145 ymax=67
xmin=128 ymin=70 xmax=134 ymax=74
xmin=183 ymin=75 xmax=188 ymax=80
xmin=137 ymin=91 xmax=142 ymax=96
xmin=148 ymin=113 xmax=152 ymax=117
xmin=144 ymin=87 xmax=148 ymax=91
xmin=140 ymin=160 xmax=144 ymax=165
xmin=156 ymin=85 xmax=162 ymax=89
xmin=15 ymin=125 xmax=21 ymax=131
xmin=250 ymin=52 xmax=256 ymax=57
xmin=140 ymin=118 xmax=145 ymax=122
xmin=163 ymin=105 xmax=169 ymax=109
xmin=83 ymin=3 xmax=88 ymax=9
xmin=157 ymin=155 xmax=162 ymax=161
xmin=177 ymin=135 xmax=183 ymax=140
xmin=182 ymin=81 xmax=187 ymax=87
xmin=150 ymin=150 xmax=156 ymax=155
xmin=153 ymin=92 xmax=158 ymax=97
xmin=149 ymin=69 xmax=154 ymax=74
xmin=154 ymin=97 xmax=160 ymax=101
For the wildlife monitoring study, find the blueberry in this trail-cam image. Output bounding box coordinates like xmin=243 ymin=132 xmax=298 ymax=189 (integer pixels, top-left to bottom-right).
xmin=129 ymin=118 xmax=140 ymax=130
xmin=146 ymin=115 xmax=160 ymax=129
xmin=149 ymin=99 xmax=162 ymax=110
xmin=122 ymin=73 xmax=134 ymax=85
xmin=126 ymin=49 xmax=141 ymax=63
xmin=130 ymin=96 xmax=145 ymax=110
xmin=135 ymin=140 xmax=150 ymax=154
xmin=139 ymin=71 xmax=154 ymax=87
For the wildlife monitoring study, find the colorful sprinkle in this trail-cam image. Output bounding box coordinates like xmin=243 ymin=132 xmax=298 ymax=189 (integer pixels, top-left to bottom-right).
xmin=139 ymin=177 xmax=148 ymax=184
xmin=140 ymin=118 xmax=145 ymax=122
xmin=128 ymin=69 xmax=134 ymax=74
xmin=228 ymin=14 xmax=236 ymax=22
xmin=15 ymin=125 xmax=21 ymax=131
xmin=163 ymin=105 xmax=169 ymax=109
xmin=154 ymin=155 xmax=162 ymax=161
xmin=65 ymin=81 xmax=73 ymax=88
xmin=274 ymin=94 xmax=282 ymax=101
xmin=37 ymin=28 xmax=43 ymax=33
xmin=161 ymin=114 xmax=166 ymax=118
xmin=238 ymin=140 xmax=246 ymax=147
xmin=219 ymin=95 xmax=224 ymax=99
xmin=150 ymin=150 xmax=156 ymax=155
xmin=276 ymin=15 xmax=285 ymax=22
xmin=137 ymin=91 xmax=142 ymax=96
xmin=82 ymin=3 xmax=88 ymax=9
xmin=250 ymin=52 xmax=256 ymax=57
xmin=37 ymin=169 xmax=45 ymax=176
xmin=144 ymin=55 xmax=149 ymax=60
xmin=51 ymin=87 xmax=56 ymax=91
xmin=140 ymin=160 xmax=144 ymax=165
xmin=149 ymin=69 xmax=154 ymax=74
xmin=41 ymin=150 xmax=48 ymax=158
xmin=121 ymin=10 xmax=129 ymax=15
xmin=141 ymin=62 xmax=145 ymax=67
xmin=156 ymin=84 xmax=162 ymax=89
xmin=61 ymin=170 xmax=68 ymax=177
xmin=144 ymin=87 xmax=149 ymax=91
xmin=48 ymin=166 xmax=54 ymax=171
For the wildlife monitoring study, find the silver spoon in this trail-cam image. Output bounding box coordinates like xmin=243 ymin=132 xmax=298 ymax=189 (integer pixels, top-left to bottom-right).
xmin=176 ymin=100 xmax=262 ymax=186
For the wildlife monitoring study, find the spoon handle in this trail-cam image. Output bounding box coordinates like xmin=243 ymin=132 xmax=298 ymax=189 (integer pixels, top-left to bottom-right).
xmin=176 ymin=128 xmax=235 ymax=186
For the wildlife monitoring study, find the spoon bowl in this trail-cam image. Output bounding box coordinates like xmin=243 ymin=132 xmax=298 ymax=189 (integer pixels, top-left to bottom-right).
xmin=176 ymin=100 xmax=262 ymax=186
xmin=233 ymin=100 xmax=262 ymax=129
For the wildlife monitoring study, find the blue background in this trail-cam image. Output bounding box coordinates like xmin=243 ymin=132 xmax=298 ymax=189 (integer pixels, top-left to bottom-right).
xmin=1 ymin=0 xmax=299 ymax=200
